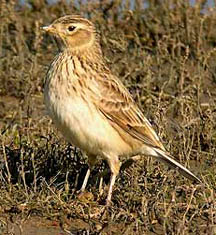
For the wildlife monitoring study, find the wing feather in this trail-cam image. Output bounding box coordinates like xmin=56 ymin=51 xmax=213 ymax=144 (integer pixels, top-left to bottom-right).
xmin=89 ymin=73 xmax=165 ymax=150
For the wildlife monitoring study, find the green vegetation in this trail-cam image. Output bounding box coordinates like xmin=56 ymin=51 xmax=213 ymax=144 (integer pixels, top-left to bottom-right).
xmin=0 ymin=0 xmax=215 ymax=234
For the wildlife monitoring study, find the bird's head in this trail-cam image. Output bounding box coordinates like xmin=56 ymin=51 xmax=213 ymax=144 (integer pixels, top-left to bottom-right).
xmin=42 ymin=15 xmax=98 ymax=53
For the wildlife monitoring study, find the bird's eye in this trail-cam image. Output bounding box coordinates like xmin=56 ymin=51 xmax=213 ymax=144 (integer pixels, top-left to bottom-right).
xmin=67 ymin=26 xmax=76 ymax=32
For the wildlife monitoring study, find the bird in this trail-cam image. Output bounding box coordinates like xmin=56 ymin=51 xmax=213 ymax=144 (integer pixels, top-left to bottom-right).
xmin=41 ymin=15 xmax=201 ymax=205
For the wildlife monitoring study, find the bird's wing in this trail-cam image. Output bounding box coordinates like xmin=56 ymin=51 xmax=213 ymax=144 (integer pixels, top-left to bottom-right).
xmin=87 ymin=71 xmax=201 ymax=183
xmin=88 ymin=72 xmax=165 ymax=150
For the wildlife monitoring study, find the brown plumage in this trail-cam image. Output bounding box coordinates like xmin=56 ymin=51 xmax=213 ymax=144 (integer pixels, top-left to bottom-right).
xmin=42 ymin=15 xmax=201 ymax=205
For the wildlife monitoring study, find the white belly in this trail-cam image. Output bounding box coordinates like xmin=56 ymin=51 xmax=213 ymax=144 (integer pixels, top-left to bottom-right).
xmin=44 ymin=90 xmax=131 ymax=157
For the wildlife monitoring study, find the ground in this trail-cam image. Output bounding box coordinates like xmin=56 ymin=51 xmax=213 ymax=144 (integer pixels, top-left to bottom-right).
xmin=0 ymin=0 xmax=215 ymax=234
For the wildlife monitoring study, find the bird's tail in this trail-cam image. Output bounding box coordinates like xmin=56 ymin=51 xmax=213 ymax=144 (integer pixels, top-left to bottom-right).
xmin=153 ymin=148 xmax=202 ymax=183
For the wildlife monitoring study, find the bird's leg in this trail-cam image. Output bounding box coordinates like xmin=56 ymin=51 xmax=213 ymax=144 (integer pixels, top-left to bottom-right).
xmin=99 ymin=176 xmax=103 ymax=195
xmin=98 ymin=162 xmax=110 ymax=195
xmin=106 ymin=155 xmax=120 ymax=205
xmin=80 ymin=168 xmax=91 ymax=192
xmin=80 ymin=154 xmax=97 ymax=192
xmin=106 ymin=173 xmax=117 ymax=205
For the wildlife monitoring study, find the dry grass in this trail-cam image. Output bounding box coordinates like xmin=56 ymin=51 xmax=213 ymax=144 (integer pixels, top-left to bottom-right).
xmin=0 ymin=0 xmax=215 ymax=234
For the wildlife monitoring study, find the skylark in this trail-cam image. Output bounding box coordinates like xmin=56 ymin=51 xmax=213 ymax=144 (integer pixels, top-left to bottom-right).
xmin=42 ymin=15 xmax=201 ymax=205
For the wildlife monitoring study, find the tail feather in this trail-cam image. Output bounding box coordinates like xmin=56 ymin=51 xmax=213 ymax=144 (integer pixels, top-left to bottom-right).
xmin=153 ymin=148 xmax=202 ymax=183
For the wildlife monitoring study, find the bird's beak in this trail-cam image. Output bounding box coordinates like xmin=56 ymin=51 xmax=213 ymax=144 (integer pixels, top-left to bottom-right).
xmin=41 ymin=25 xmax=54 ymax=33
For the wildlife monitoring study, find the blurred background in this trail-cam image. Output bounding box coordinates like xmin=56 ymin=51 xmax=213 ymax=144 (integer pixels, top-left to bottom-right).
xmin=18 ymin=0 xmax=216 ymax=10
